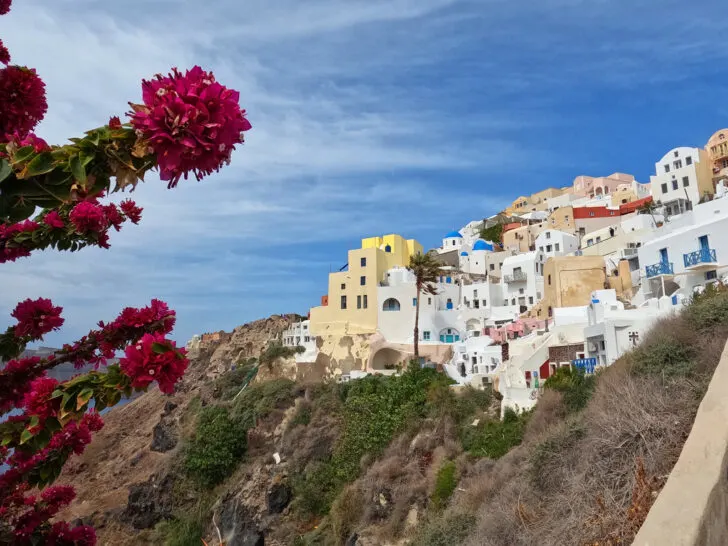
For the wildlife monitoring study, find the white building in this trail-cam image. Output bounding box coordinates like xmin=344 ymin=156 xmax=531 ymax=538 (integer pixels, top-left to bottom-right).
xmin=438 ymin=230 xmax=464 ymax=253
xmin=584 ymin=290 xmax=686 ymax=368
xmin=281 ymin=320 xmax=318 ymax=362
xmin=650 ymin=146 xmax=713 ymax=217
xmin=638 ymin=197 xmax=728 ymax=299
xmin=500 ymin=251 xmax=545 ymax=314
xmin=535 ymin=229 xmax=579 ymax=258
xmin=376 ymin=266 xmax=462 ymax=344
xmin=446 ymin=335 xmax=503 ymax=387
xmin=459 ymin=239 xmax=496 ymax=275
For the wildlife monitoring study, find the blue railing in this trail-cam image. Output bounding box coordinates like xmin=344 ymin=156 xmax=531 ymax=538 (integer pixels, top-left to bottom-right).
xmin=572 ymin=357 xmax=597 ymax=374
xmin=683 ymin=248 xmax=717 ymax=268
xmin=646 ymin=261 xmax=674 ymax=278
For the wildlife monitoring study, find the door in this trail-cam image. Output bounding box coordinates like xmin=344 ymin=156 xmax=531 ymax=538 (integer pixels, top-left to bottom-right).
xmin=659 ymin=248 xmax=668 ymax=264
xmin=445 ymin=334 xmax=454 ymax=343
xmin=699 ymin=235 xmax=709 ymax=251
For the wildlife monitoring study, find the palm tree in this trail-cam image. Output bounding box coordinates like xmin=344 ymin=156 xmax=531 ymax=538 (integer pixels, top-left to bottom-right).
xmin=407 ymin=252 xmax=442 ymax=361
xmin=637 ymin=200 xmax=659 ymax=226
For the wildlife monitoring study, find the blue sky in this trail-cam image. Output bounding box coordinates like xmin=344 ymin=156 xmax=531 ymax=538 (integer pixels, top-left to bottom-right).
xmin=2 ymin=0 xmax=728 ymax=346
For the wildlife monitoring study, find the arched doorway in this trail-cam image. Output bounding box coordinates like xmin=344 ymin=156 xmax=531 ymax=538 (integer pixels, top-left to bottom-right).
xmin=371 ymin=348 xmax=404 ymax=370
xmin=439 ymin=328 xmax=460 ymax=343
xmin=382 ymin=298 xmax=401 ymax=311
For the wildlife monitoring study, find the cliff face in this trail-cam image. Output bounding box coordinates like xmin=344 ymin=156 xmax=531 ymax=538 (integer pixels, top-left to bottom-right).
xmin=56 ymin=314 xmax=300 ymax=544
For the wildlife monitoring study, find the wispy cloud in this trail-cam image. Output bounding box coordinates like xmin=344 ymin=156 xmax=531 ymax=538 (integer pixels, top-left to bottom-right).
xmin=1 ymin=0 xmax=727 ymax=344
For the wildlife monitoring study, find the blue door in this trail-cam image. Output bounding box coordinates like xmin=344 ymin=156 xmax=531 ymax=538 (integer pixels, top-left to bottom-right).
xmin=440 ymin=334 xmax=445 ymax=342
xmin=659 ymin=248 xmax=668 ymax=263
xmin=446 ymin=299 xmax=453 ymax=310
xmin=445 ymin=334 xmax=454 ymax=343
xmin=699 ymin=235 xmax=709 ymax=251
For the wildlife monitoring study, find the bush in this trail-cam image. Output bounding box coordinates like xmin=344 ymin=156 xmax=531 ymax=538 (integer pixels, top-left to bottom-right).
xmin=460 ymin=408 xmax=529 ymax=459
xmin=232 ymin=378 xmax=297 ymax=428
xmin=543 ymin=366 xmax=596 ymax=412
xmin=294 ymin=366 xmax=452 ymax=516
xmin=629 ymin=321 xmax=695 ymax=379
xmin=685 ymin=283 xmax=728 ymax=331
xmin=409 ymin=513 xmax=476 ymax=546
xmin=259 ymin=342 xmax=305 ymax=368
xmin=450 ymin=386 xmax=492 ymax=425
xmin=214 ymin=359 xmax=258 ymax=400
xmin=530 ymin=420 xmax=585 ymax=491
xmin=290 ymin=404 xmax=312 ymax=428
xmin=157 ymin=516 xmax=205 ymax=546
xmin=184 ymin=406 xmax=247 ymax=486
xmin=431 ymin=460 xmax=458 ymax=509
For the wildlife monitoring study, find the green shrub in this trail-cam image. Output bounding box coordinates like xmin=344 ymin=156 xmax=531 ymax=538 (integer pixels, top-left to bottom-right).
xmin=543 ymin=366 xmax=596 ymax=412
xmin=294 ymin=366 xmax=452 ymax=516
xmin=431 ymin=460 xmax=458 ymax=509
xmin=215 ymin=360 xmax=258 ymax=400
xmin=461 ymin=408 xmax=529 ymax=459
xmin=290 ymin=404 xmax=312 ymax=428
xmin=630 ymin=329 xmax=695 ymax=378
xmin=232 ymin=378 xmax=296 ymax=428
xmin=409 ymin=513 xmax=476 ymax=546
xmin=479 ymin=222 xmax=503 ymax=244
xmin=451 ymin=386 xmax=492 ymax=425
xmin=259 ymin=342 xmax=305 ymax=368
xmin=184 ymin=406 xmax=247 ymax=486
xmin=685 ymin=284 xmax=728 ymax=331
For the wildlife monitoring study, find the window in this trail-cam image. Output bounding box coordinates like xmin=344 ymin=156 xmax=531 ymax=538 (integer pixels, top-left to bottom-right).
xmin=673 ymin=160 xmax=682 ymax=169
xmin=473 ymin=290 xmax=478 ymax=298
xmin=489 ymin=263 xmax=495 ymax=271
xmin=674 ymin=150 xmax=679 ymax=157
xmin=511 ymin=298 xmax=516 ymax=305
xmin=341 ymin=283 xmax=346 ymax=290
xmin=683 ymin=176 xmax=689 ymax=187
xmin=360 ymin=257 xmax=366 ymax=267
xmin=546 ymin=232 xmax=551 ymax=239
xmin=686 ymin=156 xmax=692 ymax=166
xmin=519 ymin=288 xmax=524 ymax=295
xmin=482 ymin=299 xmax=487 ymax=307
xmin=382 ymin=298 xmax=400 ymax=311
xmin=360 ymin=275 xmax=366 ymax=286
xmin=706 ymin=270 xmax=718 ymax=281
xmin=428 ymin=297 xmax=432 ymax=305
xmin=587 ymin=238 xmax=593 ymax=246
xmin=596 ymin=236 xmax=601 ymax=243
xmin=548 ymin=275 xmax=552 ymax=285
xmin=340 ymin=295 xmax=347 ymax=309
xmin=412 ymin=298 xmax=417 ymax=307
xmin=423 ymin=331 xmax=431 ymax=341
xmin=555 ymin=243 xmax=560 ymax=251
xmin=357 ymin=295 xmax=362 ymax=309
xmin=539 ymin=246 xmax=544 ymax=251
xmin=664 ymin=164 xmax=670 ymax=173
xmin=363 ymin=295 xmax=368 ymax=309
xmin=589 ymin=211 xmax=595 ymax=217
xmin=661 ymin=183 xmax=668 ymax=194
xmin=529 ymin=296 xmax=534 ymax=304
xmin=546 ymin=244 xmax=552 ymax=252
xmin=384 ymin=245 xmax=391 ymax=253
xmin=600 ymin=340 xmax=606 ymax=351
xmin=474 ymin=300 xmax=480 ymax=309
xmin=672 ymin=180 xmax=678 ymax=190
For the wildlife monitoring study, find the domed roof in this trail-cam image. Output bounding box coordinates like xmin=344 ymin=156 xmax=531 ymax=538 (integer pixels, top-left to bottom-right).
xmin=445 ymin=230 xmax=463 ymax=238
xmin=460 ymin=251 xmax=469 ymax=256
xmin=472 ymin=239 xmax=493 ymax=251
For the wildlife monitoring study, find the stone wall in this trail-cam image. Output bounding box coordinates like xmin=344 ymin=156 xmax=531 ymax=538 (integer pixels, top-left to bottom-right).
xmin=547 ymin=343 xmax=583 ymax=364
xmin=634 ymin=340 xmax=728 ymax=546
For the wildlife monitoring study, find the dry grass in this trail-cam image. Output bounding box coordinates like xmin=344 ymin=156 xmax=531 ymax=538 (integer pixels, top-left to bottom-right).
xmin=442 ymin=294 xmax=728 ymax=546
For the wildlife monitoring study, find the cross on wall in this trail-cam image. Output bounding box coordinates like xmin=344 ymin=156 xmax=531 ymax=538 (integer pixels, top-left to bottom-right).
xmin=629 ymin=331 xmax=640 ymax=346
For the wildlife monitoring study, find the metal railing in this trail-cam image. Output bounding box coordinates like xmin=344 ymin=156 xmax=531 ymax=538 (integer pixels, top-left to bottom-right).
xmin=683 ymin=248 xmax=717 ymax=268
xmin=646 ymin=261 xmax=674 ymax=278
xmin=503 ymin=271 xmax=528 ymax=283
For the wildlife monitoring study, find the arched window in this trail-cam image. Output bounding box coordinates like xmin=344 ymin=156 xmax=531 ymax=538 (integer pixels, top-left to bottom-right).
xmin=382 ymin=298 xmax=401 ymax=311
xmin=384 ymin=245 xmax=392 ymax=253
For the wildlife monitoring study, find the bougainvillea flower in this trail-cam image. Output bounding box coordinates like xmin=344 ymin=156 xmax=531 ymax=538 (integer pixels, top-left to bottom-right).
xmin=0 ymin=0 xmax=11 ymax=16
xmin=0 ymin=39 xmax=9 ymax=65
xmin=108 ymin=115 xmax=122 ymax=129
xmin=128 ymin=66 xmax=251 ymax=188
xmin=119 ymin=199 xmax=142 ymax=224
xmin=43 ymin=211 xmax=65 ymax=229
xmin=11 ymin=297 xmax=64 ymax=339
xmin=119 ymin=332 xmax=188 ymax=393
xmin=0 ymin=66 xmax=47 ymax=139
xmin=22 ymin=377 xmax=59 ymax=423
xmin=0 ymin=220 xmax=38 ymax=263
xmin=14 ymin=131 xmax=50 ymax=152
xmin=68 ymin=201 xmax=108 ymax=234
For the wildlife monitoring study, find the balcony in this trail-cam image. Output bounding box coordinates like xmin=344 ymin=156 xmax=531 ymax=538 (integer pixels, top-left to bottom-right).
xmin=683 ymin=248 xmax=718 ymax=270
xmin=646 ymin=261 xmax=674 ymax=278
xmin=503 ymin=271 xmax=528 ymax=283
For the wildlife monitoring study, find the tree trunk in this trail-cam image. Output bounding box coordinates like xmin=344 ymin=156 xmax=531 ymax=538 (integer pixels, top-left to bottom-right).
xmin=414 ymin=283 xmax=421 ymax=361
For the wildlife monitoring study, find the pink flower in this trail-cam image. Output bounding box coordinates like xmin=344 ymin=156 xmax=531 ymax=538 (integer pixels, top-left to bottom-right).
xmin=83 ymin=411 xmax=104 ymax=432
xmin=0 ymin=219 xmax=38 ymax=263
xmin=128 ymin=66 xmax=251 ymax=188
xmin=108 ymin=116 xmax=122 ymax=129
xmin=0 ymin=357 xmax=44 ymax=414
xmin=0 ymin=39 xmax=9 ymax=65
xmin=0 ymin=0 xmax=10 ymax=16
xmin=97 ymin=231 xmax=110 ymax=249
xmin=0 ymin=66 xmax=47 ymax=139
xmin=48 ymin=521 xmax=97 ymax=546
xmin=41 ymin=485 xmax=76 ymax=509
xmin=103 ymin=204 xmax=124 ymax=231
xmin=11 ymin=297 xmax=64 ymax=339
xmin=69 ymin=201 xmax=107 ymax=234
xmin=43 ymin=210 xmax=65 ymax=229
xmin=22 ymin=376 xmax=59 ymax=422
xmin=119 ymin=199 xmax=142 ymax=224
xmin=119 ymin=333 xmax=188 ymax=394
xmin=12 ymin=131 xmax=50 ymax=152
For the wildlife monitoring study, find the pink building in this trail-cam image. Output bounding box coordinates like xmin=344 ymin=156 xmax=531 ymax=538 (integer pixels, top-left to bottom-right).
xmin=572 ymin=172 xmax=635 ymax=198
xmin=485 ymin=318 xmax=551 ymax=343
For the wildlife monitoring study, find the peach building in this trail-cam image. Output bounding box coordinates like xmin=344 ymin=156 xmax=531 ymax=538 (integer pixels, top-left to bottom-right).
xmin=706 ymin=129 xmax=728 ymax=183
xmin=572 ymin=172 xmax=636 ymax=199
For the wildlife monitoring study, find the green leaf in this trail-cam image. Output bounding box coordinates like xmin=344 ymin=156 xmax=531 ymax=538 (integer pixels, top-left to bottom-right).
xmin=25 ymin=152 xmax=56 ymax=176
xmin=69 ymin=155 xmax=87 ymax=184
xmin=151 ymin=342 xmax=170 ymax=354
xmin=29 ymin=415 xmax=40 ymax=428
xmin=0 ymin=159 xmax=11 ymax=183
xmin=1 ymin=435 xmax=12 ymax=447
xmin=76 ymin=387 xmax=94 ymax=410
xmin=19 ymin=429 xmax=34 ymax=445
xmin=45 ymin=417 xmax=62 ymax=433
xmin=11 ymin=145 xmax=35 ymax=165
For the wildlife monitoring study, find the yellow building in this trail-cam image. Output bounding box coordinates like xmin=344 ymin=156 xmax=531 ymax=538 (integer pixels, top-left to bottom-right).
xmin=546 ymin=205 xmax=576 ymax=234
xmin=706 ymin=129 xmax=728 ymax=183
xmin=536 ymin=255 xmax=607 ymax=318
xmin=309 ymin=234 xmax=423 ymax=336
xmin=506 ymin=188 xmax=568 ymax=215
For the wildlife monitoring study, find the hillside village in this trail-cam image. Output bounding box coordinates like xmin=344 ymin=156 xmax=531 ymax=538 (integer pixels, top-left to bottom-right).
xmin=187 ymin=128 xmax=728 ymax=416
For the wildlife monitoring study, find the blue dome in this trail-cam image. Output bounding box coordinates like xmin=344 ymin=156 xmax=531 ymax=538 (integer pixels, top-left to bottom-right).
xmin=445 ymin=231 xmax=463 ymax=238
xmin=460 ymin=251 xmax=469 ymax=256
xmin=472 ymin=239 xmax=493 ymax=251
